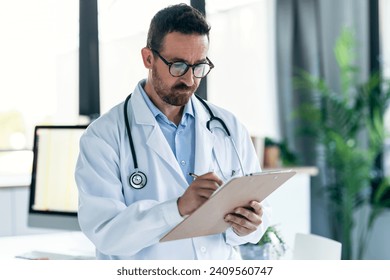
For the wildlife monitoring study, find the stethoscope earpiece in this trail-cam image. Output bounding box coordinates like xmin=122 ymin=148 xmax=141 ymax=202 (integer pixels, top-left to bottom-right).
xmin=129 ymin=170 xmax=147 ymax=189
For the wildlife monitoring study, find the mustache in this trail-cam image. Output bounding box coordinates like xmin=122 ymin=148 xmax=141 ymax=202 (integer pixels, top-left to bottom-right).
xmin=173 ymin=83 xmax=196 ymax=91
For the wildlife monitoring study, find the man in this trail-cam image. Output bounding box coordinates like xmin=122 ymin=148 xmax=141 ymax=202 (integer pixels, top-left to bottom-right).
xmin=75 ymin=3 xmax=270 ymax=260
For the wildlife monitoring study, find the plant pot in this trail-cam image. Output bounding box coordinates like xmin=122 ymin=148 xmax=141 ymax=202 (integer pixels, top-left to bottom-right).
xmin=263 ymin=146 xmax=280 ymax=168
xmin=239 ymin=243 xmax=286 ymax=260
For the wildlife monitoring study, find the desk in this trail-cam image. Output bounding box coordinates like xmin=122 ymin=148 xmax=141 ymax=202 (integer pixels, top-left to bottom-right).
xmin=0 ymin=231 xmax=95 ymax=260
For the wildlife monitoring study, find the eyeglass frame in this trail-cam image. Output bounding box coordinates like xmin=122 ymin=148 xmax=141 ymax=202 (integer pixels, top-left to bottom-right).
xmin=150 ymin=49 xmax=214 ymax=78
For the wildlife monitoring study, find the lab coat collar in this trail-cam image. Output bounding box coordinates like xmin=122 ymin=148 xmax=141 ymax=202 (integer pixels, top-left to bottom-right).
xmin=131 ymin=83 xmax=157 ymax=126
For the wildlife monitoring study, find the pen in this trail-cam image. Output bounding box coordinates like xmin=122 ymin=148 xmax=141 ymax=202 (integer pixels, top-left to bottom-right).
xmin=188 ymin=172 xmax=199 ymax=180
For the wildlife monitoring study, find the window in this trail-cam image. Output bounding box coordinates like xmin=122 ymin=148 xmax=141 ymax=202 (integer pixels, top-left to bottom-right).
xmin=207 ymin=0 xmax=278 ymax=139
xmin=0 ymin=0 xmax=79 ymax=151
xmin=380 ymin=0 xmax=390 ymax=175
xmin=98 ymin=0 xmax=190 ymax=113
xmin=0 ymin=1 xmax=79 ymax=181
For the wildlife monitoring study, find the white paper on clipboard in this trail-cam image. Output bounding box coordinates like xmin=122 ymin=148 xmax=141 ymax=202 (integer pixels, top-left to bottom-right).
xmin=160 ymin=169 xmax=296 ymax=242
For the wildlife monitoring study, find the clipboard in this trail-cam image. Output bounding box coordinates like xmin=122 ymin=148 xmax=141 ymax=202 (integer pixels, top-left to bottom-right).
xmin=160 ymin=169 xmax=296 ymax=242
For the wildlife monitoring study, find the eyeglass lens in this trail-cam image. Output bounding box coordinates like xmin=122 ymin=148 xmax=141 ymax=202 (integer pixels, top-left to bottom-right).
xmin=170 ymin=62 xmax=211 ymax=78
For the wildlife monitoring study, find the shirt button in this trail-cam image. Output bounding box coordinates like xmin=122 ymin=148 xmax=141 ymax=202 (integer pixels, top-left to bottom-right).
xmin=177 ymin=130 xmax=182 ymax=135
xmin=180 ymin=160 xmax=186 ymax=166
xmin=200 ymin=246 xmax=207 ymax=253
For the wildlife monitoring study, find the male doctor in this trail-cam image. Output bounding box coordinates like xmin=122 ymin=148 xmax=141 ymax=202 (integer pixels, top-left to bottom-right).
xmin=75 ymin=3 xmax=270 ymax=260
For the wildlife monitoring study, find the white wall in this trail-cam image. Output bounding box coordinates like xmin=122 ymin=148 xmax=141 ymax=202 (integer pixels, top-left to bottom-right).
xmin=364 ymin=209 xmax=390 ymax=259
xmin=0 ymin=1 xmax=80 ymax=148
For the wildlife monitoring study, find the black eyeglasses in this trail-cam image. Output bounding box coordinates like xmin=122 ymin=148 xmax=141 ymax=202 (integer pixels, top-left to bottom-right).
xmin=151 ymin=49 xmax=214 ymax=78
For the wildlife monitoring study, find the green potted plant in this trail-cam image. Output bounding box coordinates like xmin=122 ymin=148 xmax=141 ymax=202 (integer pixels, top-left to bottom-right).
xmin=294 ymin=28 xmax=390 ymax=259
xmin=239 ymin=224 xmax=287 ymax=260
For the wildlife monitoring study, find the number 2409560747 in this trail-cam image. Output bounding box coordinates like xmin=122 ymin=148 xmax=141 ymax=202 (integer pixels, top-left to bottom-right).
xmin=209 ymin=266 xmax=273 ymax=276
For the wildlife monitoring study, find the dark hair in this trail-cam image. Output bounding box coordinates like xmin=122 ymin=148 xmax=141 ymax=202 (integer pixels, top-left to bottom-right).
xmin=146 ymin=3 xmax=211 ymax=52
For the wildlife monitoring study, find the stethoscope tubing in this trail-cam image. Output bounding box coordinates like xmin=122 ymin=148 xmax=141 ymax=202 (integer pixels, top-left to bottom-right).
xmin=124 ymin=93 xmax=245 ymax=188
xmin=124 ymin=94 xmax=139 ymax=171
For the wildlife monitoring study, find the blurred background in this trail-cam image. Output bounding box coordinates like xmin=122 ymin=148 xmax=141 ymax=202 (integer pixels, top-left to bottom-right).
xmin=0 ymin=0 xmax=389 ymax=260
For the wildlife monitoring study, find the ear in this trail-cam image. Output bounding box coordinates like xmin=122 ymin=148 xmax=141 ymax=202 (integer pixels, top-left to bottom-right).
xmin=141 ymin=47 xmax=153 ymax=69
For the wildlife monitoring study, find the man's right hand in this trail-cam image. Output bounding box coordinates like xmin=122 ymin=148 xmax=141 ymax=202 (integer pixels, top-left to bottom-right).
xmin=177 ymin=172 xmax=223 ymax=216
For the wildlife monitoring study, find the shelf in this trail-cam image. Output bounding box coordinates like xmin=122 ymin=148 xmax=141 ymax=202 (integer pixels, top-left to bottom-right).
xmin=264 ymin=166 xmax=319 ymax=176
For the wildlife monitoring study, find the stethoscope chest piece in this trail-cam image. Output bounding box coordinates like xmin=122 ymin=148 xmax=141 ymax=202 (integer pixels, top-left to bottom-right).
xmin=129 ymin=170 xmax=147 ymax=189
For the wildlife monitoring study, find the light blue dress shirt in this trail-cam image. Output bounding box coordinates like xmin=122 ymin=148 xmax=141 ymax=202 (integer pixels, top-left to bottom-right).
xmin=138 ymin=82 xmax=195 ymax=185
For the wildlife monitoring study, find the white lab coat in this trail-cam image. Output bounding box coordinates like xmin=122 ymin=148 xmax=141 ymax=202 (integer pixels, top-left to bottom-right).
xmin=75 ymin=83 xmax=271 ymax=259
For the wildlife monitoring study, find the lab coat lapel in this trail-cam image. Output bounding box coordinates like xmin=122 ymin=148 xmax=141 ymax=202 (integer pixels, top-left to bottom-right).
xmin=146 ymin=127 xmax=183 ymax=173
xmin=130 ymin=90 xmax=186 ymax=184
xmin=193 ymin=96 xmax=216 ymax=176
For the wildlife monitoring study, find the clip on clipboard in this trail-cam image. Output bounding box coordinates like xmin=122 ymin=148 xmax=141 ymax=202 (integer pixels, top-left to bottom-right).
xmin=160 ymin=169 xmax=296 ymax=242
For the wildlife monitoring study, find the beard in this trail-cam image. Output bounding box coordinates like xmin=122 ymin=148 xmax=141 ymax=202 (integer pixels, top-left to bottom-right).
xmin=151 ymin=65 xmax=198 ymax=106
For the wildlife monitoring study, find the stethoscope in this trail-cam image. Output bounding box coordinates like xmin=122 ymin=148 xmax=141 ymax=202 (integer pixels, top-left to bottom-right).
xmin=124 ymin=93 xmax=245 ymax=189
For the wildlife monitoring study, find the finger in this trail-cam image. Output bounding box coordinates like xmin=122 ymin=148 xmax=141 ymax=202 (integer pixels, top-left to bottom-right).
xmin=249 ymin=201 xmax=263 ymax=215
xmin=224 ymin=213 xmax=257 ymax=232
xmin=190 ymin=179 xmax=220 ymax=191
xmin=231 ymin=225 xmax=244 ymax=236
xmin=197 ymin=172 xmax=223 ymax=186
xmin=231 ymin=222 xmax=260 ymax=236
xmin=233 ymin=207 xmax=262 ymax=226
xmin=231 ymin=224 xmax=251 ymax=236
xmin=196 ymin=188 xmax=218 ymax=199
xmin=230 ymin=221 xmax=254 ymax=237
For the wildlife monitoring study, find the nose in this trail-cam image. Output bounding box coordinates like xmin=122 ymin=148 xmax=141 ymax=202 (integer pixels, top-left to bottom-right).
xmin=180 ymin=67 xmax=195 ymax=87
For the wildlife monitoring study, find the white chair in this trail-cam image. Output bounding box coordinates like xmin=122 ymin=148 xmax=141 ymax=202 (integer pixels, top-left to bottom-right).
xmin=292 ymin=233 xmax=342 ymax=260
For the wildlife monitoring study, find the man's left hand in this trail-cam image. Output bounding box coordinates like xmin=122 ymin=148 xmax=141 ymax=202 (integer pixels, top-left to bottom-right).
xmin=224 ymin=200 xmax=263 ymax=236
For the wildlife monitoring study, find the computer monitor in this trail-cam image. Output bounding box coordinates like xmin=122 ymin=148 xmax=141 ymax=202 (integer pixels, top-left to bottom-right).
xmin=28 ymin=125 xmax=87 ymax=231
